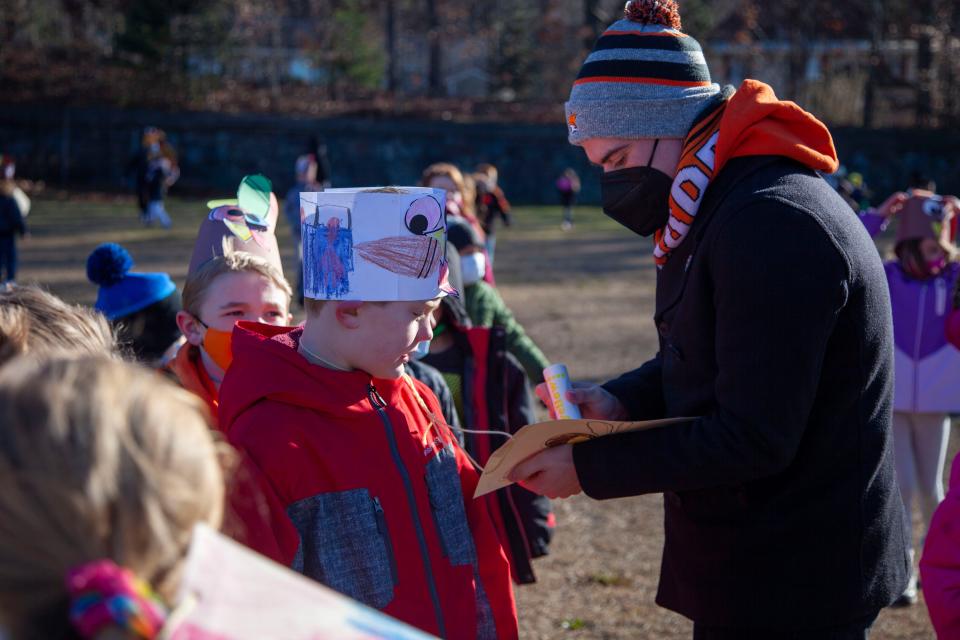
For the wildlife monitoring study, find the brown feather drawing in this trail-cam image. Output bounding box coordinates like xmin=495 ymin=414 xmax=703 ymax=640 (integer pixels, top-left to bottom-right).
xmin=356 ymin=235 xmax=441 ymax=279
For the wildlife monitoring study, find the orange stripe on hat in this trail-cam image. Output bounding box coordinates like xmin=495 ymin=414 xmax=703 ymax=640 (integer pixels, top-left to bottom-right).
xmin=573 ymin=76 xmax=712 ymax=88
xmin=602 ymin=29 xmax=689 ymax=38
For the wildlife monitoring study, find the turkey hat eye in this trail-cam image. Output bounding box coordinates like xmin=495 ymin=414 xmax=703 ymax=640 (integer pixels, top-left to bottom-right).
xmin=405 ymin=196 xmax=444 ymax=235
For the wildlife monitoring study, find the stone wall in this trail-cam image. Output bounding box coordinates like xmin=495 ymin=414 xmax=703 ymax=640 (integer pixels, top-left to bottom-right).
xmin=1 ymin=104 xmax=958 ymax=205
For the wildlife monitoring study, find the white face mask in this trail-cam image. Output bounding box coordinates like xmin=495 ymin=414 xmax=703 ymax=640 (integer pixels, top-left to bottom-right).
xmin=460 ymin=252 xmax=487 ymax=285
xmin=412 ymin=339 xmax=432 ymax=360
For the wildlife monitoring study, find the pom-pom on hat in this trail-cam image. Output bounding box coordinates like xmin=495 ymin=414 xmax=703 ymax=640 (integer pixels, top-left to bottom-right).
xmin=564 ymin=0 xmax=721 ymax=145
xmin=86 ymin=243 xmax=177 ymax=320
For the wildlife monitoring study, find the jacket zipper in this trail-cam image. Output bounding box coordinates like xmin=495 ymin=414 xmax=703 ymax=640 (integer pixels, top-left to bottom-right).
xmin=368 ymin=384 xmax=448 ymax=639
xmin=913 ymin=283 xmax=928 ymax=413
xmin=372 ymin=497 xmax=399 ymax=585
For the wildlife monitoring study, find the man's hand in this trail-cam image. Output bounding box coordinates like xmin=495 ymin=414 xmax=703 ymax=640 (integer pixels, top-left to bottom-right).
xmin=877 ymin=191 xmax=908 ymax=219
xmin=508 ymin=445 xmax=582 ymax=499
xmin=535 ymin=381 xmax=628 ymax=421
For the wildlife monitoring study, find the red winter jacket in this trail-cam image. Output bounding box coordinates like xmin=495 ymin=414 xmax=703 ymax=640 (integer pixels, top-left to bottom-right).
xmin=219 ymin=322 xmax=517 ymax=640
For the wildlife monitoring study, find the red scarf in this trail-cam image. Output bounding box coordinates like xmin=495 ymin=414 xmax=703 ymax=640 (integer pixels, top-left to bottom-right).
xmin=654 ymin=80 xmax=839 ymax=267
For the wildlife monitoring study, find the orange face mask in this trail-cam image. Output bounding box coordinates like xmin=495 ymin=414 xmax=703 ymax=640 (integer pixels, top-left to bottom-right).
xmin=200 ymin=323 xmax=235 ymax=372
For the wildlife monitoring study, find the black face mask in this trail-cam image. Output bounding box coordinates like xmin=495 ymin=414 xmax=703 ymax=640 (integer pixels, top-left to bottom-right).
xmin=600 ymin=140 xmax=673 ymax=237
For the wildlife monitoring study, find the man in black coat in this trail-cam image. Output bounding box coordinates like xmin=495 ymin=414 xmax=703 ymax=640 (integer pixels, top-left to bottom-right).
xmin=510 ymin=2 xmax=909 ymax=637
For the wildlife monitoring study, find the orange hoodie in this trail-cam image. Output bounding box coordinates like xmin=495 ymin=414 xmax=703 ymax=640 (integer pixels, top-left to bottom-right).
xmin=166 ymin=343 xmax=219 ymax=421
xmin=718 ymin=79 xmax=838 ymax=176
xmin=654 ymin=79 xmax=839 ymax=266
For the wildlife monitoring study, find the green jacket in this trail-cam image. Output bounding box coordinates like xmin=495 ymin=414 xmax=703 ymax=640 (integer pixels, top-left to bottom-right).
xmin=463 ymin=281 xmax=550 ymax=384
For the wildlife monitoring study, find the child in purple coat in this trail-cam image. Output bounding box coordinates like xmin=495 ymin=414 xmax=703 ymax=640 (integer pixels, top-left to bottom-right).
xmin=860 ymin=186 xmax=960 ymax=606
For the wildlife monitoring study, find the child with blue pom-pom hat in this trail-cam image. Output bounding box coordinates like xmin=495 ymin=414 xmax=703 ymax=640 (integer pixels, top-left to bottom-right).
xmin=86 ymin=243 xmax=182 ymax=365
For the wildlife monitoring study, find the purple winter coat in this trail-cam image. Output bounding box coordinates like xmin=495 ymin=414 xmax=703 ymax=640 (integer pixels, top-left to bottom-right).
xmin=862 ymin=211 xmax=960 ymax=413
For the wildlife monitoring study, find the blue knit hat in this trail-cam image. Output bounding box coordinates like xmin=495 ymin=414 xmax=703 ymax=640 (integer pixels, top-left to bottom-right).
xmin=564 ymin=0 xmax=721 ymax=145
xmin=86 ymin=243 xmax=177 ymax=320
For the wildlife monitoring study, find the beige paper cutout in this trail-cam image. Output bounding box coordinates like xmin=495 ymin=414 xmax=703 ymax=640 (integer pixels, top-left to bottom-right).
xmin=473 ymin=417 xmax=694 ymax=498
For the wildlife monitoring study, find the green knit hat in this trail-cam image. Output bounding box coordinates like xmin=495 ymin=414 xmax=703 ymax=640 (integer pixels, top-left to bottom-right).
xmin=565 ymin=0 xmax=721 ymax=145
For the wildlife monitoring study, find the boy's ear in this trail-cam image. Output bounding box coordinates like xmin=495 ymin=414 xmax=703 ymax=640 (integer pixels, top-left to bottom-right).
xmin=334 ymin=301 xmax=364 ymax=329
xmin=176 ymin=310 xmax=205 ymax=346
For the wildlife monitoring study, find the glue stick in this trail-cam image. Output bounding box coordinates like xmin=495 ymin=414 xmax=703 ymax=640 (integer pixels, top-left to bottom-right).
xmin=543 ymin=363 xmax=581 ymax=420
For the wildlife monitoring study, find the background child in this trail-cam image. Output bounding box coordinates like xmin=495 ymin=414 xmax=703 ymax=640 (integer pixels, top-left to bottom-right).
xmin=0 ymin=154 xmax=31 ymax=219
xmin=474 ymin=163 xmax=511 ymax=266
xmin=284 ymin=153 xmax=324 ymax=305
xmin=447 ymin=217 xmax=550 ymax=384
xmin=556 ymin=168 xmax=580 ymax=231
xmin=421 ymin=163 xmax=497 ymax=287
xmin=421 ymin=163 xmax=481 ymax=231
xmin=142 ymin=129 xmax=179 ymax=229
xmin=86 ymin=242 xmax=183 ymax=366
xmin=173 ymin=251 xmax=292 ymax=420
xmin=220 ymin=187 xmax=517 ymax=639
xmin=0 ymin=284 xmax=116 ymax=368
xmin=170 ymin=187 xmax=293 ymax=418
xmin=860 ymin=185 xmax=960 ymax=606
xmin=0 ymin=355 xmax=224 ymax=639
xmin=404 ymin=243 xmax=464 ymax=436
xmin=420 ymin=259 xmax=555 ymax=586
xmin=0 ymin=165 xmax=27 ymax=284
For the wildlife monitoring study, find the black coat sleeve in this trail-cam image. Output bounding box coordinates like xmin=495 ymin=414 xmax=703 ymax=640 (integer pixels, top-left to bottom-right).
xmin=574 ymin=200 xmax=849 ymax=499
xmin=601 ymin=354 xmax=666 ymax=420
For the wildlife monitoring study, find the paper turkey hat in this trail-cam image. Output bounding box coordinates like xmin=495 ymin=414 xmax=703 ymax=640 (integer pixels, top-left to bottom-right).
xmin=187 ymin=174 xmax=283 ymax=277
xmin=300 ymin=187 xmax=456 ymax=301
xmin=896 ymin=190 xmax=957 ymax=247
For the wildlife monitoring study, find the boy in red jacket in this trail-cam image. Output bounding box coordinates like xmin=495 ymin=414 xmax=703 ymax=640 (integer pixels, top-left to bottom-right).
xmin=220 ymin=187 xmax=517 ymax=640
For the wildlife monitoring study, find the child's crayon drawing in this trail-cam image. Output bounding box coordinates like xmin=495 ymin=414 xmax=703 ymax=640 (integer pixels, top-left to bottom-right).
xmin=303 ymin=204 xmax=355 ymax=299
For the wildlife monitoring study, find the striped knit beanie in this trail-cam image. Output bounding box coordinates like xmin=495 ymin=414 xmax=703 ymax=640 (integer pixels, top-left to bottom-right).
xmin=565 ymin=0 xmax=721 ymax=145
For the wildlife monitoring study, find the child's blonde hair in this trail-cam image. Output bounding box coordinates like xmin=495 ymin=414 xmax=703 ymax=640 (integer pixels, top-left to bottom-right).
xmin=421 ymin=163 xmax=480 ymax=227
xmin=182 ymin=250 xmax=292 ymax=318
xmin=474 ymin=162 xmax=498 ymax=185
xmin=421 ymin=162 xmax=466 ymax=196
xmin=0 ymin=284 xmax=117 ymax=368
xmin=0 ymin=355 xmax=224 ymax=637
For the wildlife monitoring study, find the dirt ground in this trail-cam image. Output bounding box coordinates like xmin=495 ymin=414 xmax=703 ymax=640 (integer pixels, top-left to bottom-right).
xmin=16 ymin=194 xmax=947 ymax=639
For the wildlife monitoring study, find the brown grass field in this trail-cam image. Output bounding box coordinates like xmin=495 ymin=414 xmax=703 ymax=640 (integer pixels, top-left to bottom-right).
xmin=15 ymin=193 xmax=948 ymax=639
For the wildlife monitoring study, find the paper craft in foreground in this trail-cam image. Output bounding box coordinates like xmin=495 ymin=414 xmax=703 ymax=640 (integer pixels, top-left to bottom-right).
xmin=167 ymin=523 xmax=437 ymax=639
xmin=474 ymin=417 xmax=693 ymax=498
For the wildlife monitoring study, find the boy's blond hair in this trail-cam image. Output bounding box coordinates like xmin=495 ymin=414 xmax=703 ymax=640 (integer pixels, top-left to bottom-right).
xmin=182 ymin=249 xmax=292 ymax=317
xmin=0 ymin=285 xmax=117 ymax=368
xmin=0 ymin=355 xmax=224 ymax=637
